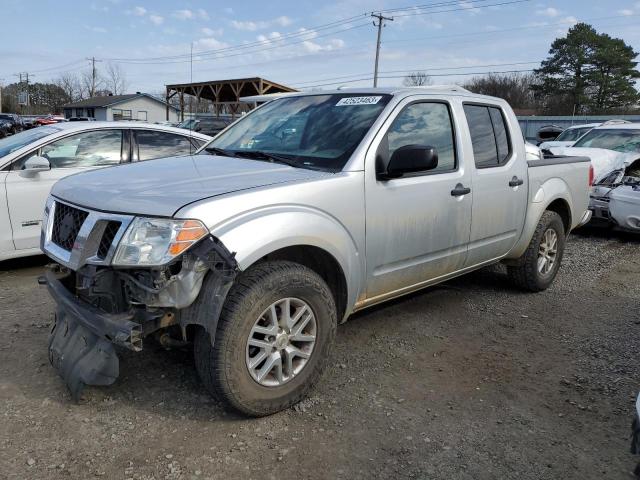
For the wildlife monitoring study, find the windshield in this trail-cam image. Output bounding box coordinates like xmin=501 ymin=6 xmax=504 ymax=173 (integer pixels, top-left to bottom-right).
xmin=0 ymin=126 xmax=61 ymax=159
xmin=555 ymin=126 xmax=592 ymax=142
xmin=203 ymin=94 xmax=392 ymax=171
xmin=573 ymin=128 xmax=640 ymax=152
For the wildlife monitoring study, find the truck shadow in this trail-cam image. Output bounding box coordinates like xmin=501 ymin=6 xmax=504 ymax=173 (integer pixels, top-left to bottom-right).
xmin=0 ymin=254 xmax=49 ymax=272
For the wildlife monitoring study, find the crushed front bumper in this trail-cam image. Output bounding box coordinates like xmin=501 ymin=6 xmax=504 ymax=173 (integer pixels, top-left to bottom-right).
xmin=45 ymin=269 xmax=143 ymax=400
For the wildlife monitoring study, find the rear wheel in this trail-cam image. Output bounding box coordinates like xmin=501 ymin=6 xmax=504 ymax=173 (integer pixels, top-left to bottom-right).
xmin=194 ymin=261 xmax=337 ymax=416
xmin=507 ymin=210 xmax=566 ymax=292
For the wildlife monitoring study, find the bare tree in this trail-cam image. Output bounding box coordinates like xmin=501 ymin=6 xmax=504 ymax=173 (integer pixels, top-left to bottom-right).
xmin=463 ymin=72 xmax=541 ymax=111
xmin=81 ymin=69 xmax=105 ymax=98
xmin=104 ymin=62 xmax=129 ymax=95
xmin=55 ymin=73 xmax=82 ymax=102
xmin=403 ymin=71 xmax=432 ymax=87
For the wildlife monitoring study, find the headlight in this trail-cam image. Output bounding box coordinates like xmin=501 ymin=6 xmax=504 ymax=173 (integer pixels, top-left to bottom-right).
xmin=112 ymin=217 xmax=209 ymax=266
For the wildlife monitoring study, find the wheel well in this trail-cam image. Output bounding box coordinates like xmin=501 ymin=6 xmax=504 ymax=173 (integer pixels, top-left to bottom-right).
xmin=261 ymin=245 xmax=348 ymax=320
xmin=546 ymin=199 xmax=572 ymax=234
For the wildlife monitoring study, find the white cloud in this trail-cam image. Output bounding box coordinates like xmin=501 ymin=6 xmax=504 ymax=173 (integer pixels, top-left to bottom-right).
xmin=458 ymin=1 xmax=481 ymax=15
xmin=231 ymin=16 xmax=295 ymax=31
xmin=275 ymin=16 xmax=293 ymax=27
xmin=197 ymin=9 xmax=210 ymax=20
xmin=297 ymin=27 xmax=318 ymax=41
xmin=561 ymin=16 xmax=578 ymax=24
xmin=132 ymin=6 xmax=146 ymax=16
xmin=231 ymin=20 xmax=266 ymax=31
xmin=619 ymin=8 xmax=634 ymax=16
xmin=149 ymin=15 xmax=164 ymax=25
xmin=173 ymin=9 xmax=194 ymax=20
xmin=194 ymin=37 xmax=229 ymax=51
xmin=302 ymin=37 xmax=345 ymax=53
xmin=536 ymin=7 xmax=560 ymax=17
xmin=201 ymin=27 xmax=223 ymax=36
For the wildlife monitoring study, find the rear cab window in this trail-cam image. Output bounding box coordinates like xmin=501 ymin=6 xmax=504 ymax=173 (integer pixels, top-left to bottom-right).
xmin=463 ymin=104 xmax=512 ymax=168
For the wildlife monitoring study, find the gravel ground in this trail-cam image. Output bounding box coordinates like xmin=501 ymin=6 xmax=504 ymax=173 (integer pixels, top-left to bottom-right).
xmin=1 ymin=230 xmax=639 ymax=480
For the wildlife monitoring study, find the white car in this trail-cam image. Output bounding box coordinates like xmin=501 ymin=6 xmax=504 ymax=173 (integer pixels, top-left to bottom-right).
xmin=549 ymin=123 xmax=640 ymax=182
xmin=0 ymin=122 xmax=211 ymax=261
xmin=550 ymin=123 xmax=640 ymax=231
xmin=539 ymin=123 xmax=601 ymax=150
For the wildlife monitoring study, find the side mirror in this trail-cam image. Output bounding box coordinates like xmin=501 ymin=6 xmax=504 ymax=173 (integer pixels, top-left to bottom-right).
xmin=379 ymin=145 xmax=438 ymax=180
xmin=19 ymin=156 xmax=51 ymax=178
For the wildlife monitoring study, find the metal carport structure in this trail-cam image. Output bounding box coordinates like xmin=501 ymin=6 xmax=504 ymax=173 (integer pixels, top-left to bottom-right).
xmin=165 ymin=77 xmax=297 ymax=121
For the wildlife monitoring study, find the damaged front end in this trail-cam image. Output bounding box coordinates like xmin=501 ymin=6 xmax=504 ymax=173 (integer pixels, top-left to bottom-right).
xmin=40 ymin=198 xmax=238 ymax=400
xmin=589 ymin=160 xmax=640 ymax=232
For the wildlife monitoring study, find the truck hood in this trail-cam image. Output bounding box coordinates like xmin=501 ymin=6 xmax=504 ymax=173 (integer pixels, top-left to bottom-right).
xmin=51 ymin=154 xmax=333 ymax=217
xmin=549 ymin=146 xmax=639 ymax=182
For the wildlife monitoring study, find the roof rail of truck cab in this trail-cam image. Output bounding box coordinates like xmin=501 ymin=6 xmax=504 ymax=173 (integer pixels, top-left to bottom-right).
xmin=402 ymin=84 xmax=472 ymax=94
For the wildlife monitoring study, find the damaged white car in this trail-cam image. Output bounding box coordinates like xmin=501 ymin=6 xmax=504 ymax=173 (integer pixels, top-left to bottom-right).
xmin=549 ymin=124 xmax=640 ymax=231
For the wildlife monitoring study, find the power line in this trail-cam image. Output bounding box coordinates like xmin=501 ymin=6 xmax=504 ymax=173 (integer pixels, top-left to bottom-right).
xmin=106 ymin=14 xmax=370 ymax=62
xmin=104 ymin=0 xmax=530 ymax=65
xmin=292 ymin=61 xmax=542 ymax=87
xmin=383 ymin=13 xmax=640 ymax=45
xmin=299 ymin=69 xmax=536 ymax=89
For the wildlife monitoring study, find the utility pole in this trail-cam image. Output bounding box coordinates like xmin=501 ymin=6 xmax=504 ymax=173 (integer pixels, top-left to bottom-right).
xmin=86 ymin=57 xmax=102 ymax=97
xmin=371 ymin=12 xmax=393 ymax=88
xmin=0 ymin=78 xmax=4 ymax=113
xmin=14 ymin=72 xmax=33 ymax=114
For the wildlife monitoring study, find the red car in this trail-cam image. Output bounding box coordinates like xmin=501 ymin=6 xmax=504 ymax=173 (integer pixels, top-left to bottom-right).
xmin=35 ymin=115 xmax=66 ymax=125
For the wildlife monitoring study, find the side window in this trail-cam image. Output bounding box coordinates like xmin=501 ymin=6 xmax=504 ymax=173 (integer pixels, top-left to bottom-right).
xmin=386 ymin=102 xmax=456 ymax=173
xmin=488 ymin=107 xmax=510 ymax=163
xmin=13 ymin=130 xmax=122 ymax=170
xmin=136 ymin=130 xmax=194 ymax=161
xmin=464 ymin=104 xmax=512 ymax=168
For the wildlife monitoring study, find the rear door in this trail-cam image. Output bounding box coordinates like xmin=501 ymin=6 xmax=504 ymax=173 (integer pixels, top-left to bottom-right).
xmin=463 ymin=103 xmax=528 ymax=267
xmin=133 ymin=130 xmax=198 ymax=161
xmin=6 ymin=129 xmax=125 ymax=250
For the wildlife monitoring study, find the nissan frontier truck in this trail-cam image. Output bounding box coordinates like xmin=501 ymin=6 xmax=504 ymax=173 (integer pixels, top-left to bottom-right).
xmin=39 ymin=87 xmax=593 ymax=416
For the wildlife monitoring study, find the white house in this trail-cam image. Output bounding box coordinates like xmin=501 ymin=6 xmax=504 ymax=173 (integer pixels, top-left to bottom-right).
xmin=63 ymin=93 xmax=180 ymax=123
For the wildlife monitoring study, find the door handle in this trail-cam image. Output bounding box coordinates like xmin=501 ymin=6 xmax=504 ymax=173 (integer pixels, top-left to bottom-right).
xmin=509 ymin=176 xmax=524 ymax=187
xmin=451 ymin=183 xmax=471 ymax=197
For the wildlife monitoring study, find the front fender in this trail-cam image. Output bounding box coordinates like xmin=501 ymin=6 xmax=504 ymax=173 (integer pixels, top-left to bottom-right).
xmin=210 ymin=205 xmax=363 ymax=317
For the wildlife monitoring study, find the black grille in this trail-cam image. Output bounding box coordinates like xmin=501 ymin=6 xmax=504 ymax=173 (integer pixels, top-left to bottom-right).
xmin=97 ymin=221 xmax=121 ymax=259
xmin=51 ymin=203 xmax=89 ymax=251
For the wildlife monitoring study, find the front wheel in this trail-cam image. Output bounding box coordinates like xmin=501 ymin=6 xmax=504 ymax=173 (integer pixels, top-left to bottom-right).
xmin=507 ymin=210 xmax=566 ymax=292
xmin=194 ymin=261 xmax=337 ymax=416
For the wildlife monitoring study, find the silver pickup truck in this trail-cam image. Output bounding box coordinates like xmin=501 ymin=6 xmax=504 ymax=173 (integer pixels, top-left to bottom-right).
xmin=40 ymin=87 xmax=592 ymax=416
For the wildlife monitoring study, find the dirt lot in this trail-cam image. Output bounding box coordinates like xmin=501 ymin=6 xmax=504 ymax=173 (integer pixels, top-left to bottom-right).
xmin=1 ymin=230 xmax=639 ymax=480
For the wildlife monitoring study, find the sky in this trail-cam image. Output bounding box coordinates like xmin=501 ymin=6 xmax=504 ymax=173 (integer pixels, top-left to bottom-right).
xmin=1 ymin=0 xmax=640 ymax=94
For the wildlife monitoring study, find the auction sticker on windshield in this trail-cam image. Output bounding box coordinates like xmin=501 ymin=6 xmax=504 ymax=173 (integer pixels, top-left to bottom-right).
xmin=336 ymin=96 xmax=382 ymax=106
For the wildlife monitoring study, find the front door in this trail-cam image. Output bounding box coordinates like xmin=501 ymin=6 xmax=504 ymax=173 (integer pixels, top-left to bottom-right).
xmin=365 ymin=100 xmax=473 ymax=300
xmin=6 ymin=129 xmax=124 ymax=249
xmin=462 ymin=104 xmax=528 ymax=267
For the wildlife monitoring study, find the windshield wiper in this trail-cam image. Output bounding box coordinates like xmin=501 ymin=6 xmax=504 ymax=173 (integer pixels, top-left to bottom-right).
xmin=234 ymin=150 xmax=301 ymax=168
xmin=203 ymin=146 xmax=237 ymax=157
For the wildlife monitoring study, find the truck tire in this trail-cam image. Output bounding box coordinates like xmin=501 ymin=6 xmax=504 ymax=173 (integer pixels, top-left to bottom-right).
xmin=507 ymin=210 xmax=566 ymax=292
xmin=194 ymin=260 xmax=337 ymax=416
